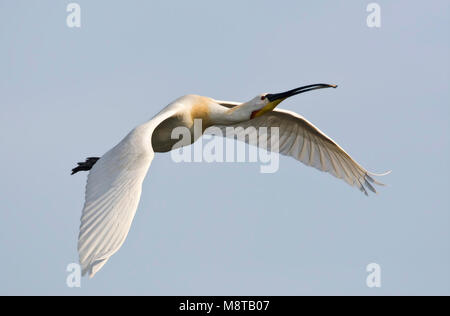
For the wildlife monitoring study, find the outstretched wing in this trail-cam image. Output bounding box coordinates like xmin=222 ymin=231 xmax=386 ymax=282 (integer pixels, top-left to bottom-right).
xmin=212 ymin=108 xmax=389 ymax=195
xmin=77 ymin=108 xmax=178 ymax=278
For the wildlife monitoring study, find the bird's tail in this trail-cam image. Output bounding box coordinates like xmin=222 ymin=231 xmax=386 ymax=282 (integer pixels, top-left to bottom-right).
xmin=71 ymin=157 xmax=100 ymax=175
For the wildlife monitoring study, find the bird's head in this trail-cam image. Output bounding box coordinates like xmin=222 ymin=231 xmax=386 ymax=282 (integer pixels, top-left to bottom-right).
xmin=248 ymin=83 xmax=337 ymax=119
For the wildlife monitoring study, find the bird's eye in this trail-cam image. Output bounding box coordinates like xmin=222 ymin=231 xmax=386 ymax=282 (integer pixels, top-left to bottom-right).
xmin=260 ymin=95 xmax=266 ymax=100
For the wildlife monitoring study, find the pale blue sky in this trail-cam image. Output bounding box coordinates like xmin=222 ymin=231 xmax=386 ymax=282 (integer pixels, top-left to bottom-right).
xmin=0 ymin=0 xmax=449 ymax=295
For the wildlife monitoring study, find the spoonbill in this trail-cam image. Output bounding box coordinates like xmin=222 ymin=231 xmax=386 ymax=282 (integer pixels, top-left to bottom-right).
xmin=72 ymin=83 xmax=389 ymax=277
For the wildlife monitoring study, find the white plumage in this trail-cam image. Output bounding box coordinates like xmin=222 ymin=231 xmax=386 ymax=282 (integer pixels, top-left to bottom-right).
xmin=215 ymin=108 xmax=388 ymax=195
xmin=77 ymin=107 xmax=177 ymax=277
xmin=74 ymin=84 xmax=389 ymax=277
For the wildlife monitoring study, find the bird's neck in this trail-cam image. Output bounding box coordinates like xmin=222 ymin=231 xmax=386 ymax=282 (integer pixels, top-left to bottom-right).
xmin=208 ymin=101 xmax=250 ymax=125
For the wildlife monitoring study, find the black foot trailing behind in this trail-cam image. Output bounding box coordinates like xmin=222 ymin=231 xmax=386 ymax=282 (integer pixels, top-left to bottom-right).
xmin=71 ymin=157 xmax=100 ymax=175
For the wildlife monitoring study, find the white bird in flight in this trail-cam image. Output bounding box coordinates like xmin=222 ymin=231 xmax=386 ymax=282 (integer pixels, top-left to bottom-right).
xmin=72 ymin=84 xmax=389 ymax=278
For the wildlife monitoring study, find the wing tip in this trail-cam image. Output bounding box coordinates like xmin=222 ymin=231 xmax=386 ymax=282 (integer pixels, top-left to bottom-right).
xmin=80 ymin=255 xmax=110 ymax=279
xmin=367 ymin=169 xmax=392 ymax=177
xmin=359 ymin=169 xmax=391 ymax=195
xmin=366 ymin=170 xmax=391 ymax=186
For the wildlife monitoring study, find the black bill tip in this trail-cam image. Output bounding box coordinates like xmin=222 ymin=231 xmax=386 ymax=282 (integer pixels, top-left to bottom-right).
xmin=267 ymin=83 xmax=338 ymax=102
